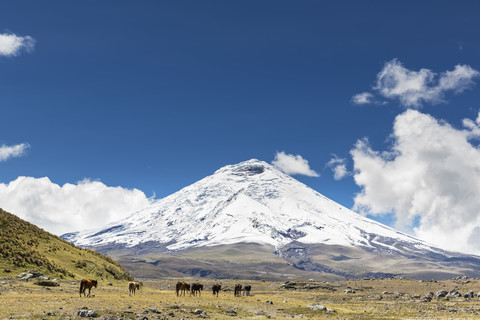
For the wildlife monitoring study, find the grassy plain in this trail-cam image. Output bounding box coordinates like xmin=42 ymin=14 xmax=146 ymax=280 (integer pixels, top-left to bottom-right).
xmin=2 ymin=277 xmax=480 ymax=319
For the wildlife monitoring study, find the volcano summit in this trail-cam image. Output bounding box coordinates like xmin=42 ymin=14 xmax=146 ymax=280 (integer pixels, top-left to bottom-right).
xmin=62 ymin=159 xmax=480 ymax=280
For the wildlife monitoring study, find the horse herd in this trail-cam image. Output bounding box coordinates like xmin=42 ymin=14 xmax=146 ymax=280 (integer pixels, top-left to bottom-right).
xmin=79 ymin=279 xmax=252 ymax=298
xmin=175 ymin=281 xmax=252 ymax=297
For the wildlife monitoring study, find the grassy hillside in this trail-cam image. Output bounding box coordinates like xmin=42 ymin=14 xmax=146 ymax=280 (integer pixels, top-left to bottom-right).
xmin=0 ymin=208 xmax=133 ymax=281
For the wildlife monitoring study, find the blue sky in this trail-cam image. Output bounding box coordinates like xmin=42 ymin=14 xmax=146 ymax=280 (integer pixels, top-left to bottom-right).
xmin=2 ymin=1 xmax=480 ymax=253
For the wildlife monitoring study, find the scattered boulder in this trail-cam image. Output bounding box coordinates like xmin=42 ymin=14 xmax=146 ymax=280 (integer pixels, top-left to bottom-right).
xmin=147 ymin=308 xmax=161 ymax=314
xmin=29 ymin=271 xmax=44 ymax=278
xmin=18 ymin=273 xmax=34 ymax=280
xmin=436 ymin=290 xmax=448 ymax=298
xmin=447 ymin=290 xmax=461 ymax=298
xmin=35 ymin=280 xmax=59 ymax=287
xmin=425 ymin=292 xmax=434 ymax=298
xmin=225 ymin=309 xmax=237 ymax=316
xmin=192 ymin=309 xmax=208 ymax=318
xmin=17 ymin=271 xmax=44 ymax=280
xmin=265 ymin=301 xmax=274 ymax=305
xmin=464 ymin=291 xmax=476 ymax=299
xmin=77 ymin=309 xmax=98 ymax=318
xmin=344 ymin=288 xmax=356 ymax=294
xmin=307 ymin=304 xmax=327 ymax=311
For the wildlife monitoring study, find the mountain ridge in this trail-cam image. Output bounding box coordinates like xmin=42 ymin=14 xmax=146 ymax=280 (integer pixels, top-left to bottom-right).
xmin=63 ymin=159 xmax=437 ymax=253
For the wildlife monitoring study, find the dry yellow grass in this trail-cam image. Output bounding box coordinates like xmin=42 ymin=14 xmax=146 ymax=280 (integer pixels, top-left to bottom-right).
xmin=2 ymin=277 xmax=480 ymax=319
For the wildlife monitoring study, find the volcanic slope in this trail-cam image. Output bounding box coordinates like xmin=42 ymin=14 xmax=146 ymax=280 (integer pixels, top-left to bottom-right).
xmin=0 ymin=208 xmax=133 ymax=281
xmin=62 ymin=159 xmax=480 ymax=280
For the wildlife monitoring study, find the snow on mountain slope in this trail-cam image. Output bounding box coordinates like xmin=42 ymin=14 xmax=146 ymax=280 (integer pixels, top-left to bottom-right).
xmin=62 ymin=159 xmax=440 ymax=254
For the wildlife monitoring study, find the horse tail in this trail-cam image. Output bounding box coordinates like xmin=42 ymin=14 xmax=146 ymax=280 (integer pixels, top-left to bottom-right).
xmin=79 ymin=281 xmax=84 ymax=297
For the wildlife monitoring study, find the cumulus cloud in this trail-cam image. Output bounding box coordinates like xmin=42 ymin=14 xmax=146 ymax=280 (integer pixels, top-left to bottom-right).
xmin=352 ymin=92 xmax=374 ymax=105
xmin=327 ymin=156 xmax=349 ymax=180
xmin=351 ymin=109 xmax=480 ymax=254
xmin=0 ymin=177 xmax=154 ymax=235
xmin=272 ymin=151 xmax=319 ymax=177
xmin=0 ymin=143 xmax=29 ymax=161
xmin=353 ymin=59 xmax=479 ymax=108
xmin=0 ymin=33 xmax=35 ymax=56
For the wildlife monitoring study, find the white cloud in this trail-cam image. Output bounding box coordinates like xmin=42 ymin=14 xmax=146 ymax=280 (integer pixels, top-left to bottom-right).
xmin=354 ymin=59 xmax=480 ymax=108
xmin=327 ymin=156 xmax=349 ymax=180
xmin=352 ymin=92 xmax=374 ymax=105
xmin=351 ymin=109 xmax=480 ymax=254
xmin=0 ymin=143 xmax=29 ymax=161
xmin=438 ymin=64 xmax=480 ymax=92
xmin=0 ymin=33 xmax=35 ymax=56
xmin=272 ymin=151 xmax=319 ymax=177
xmin=0 ymin=177 xmax=154 ymax=235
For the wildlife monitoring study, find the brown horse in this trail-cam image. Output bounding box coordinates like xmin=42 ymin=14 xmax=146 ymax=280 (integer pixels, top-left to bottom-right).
xmin=244 ymin=285 xmax=252 ymax=296
xmin=176 ymin=281 xmax=190 ymax=297
xmin=191 ymin=283 xmax=203 ymax=296
xmin=128 ymin=281 xmax=140 ymax=296
xmin=212 ymin=284 xmax=221 ymax=297
xmin=234 ymin=284 xmax=242 ymax=297
xmin=79 ymin=279 xmax=98 ymax=297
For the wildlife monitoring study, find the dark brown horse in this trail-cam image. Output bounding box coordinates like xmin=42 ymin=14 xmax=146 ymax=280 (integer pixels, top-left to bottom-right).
xmin=191 ymin=283 xmax=203 ymax=296
xmin=176 ymin=281 xmax=190 ymax=297
xmin=234 ymin=284 xmax=242 ymax=297
xmin=128 ymin=281 xmax=140 ymax=296
xmin=244 ymin=285 xmax=252 ymax=296
xmin=212 ymin=284 xmax=221 ymax=297
xmin=79 ymin=279 xmax=98 ymax=297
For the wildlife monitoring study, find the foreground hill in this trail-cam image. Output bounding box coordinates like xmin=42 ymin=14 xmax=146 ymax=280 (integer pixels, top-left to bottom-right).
xmin=63 ymin=159 xmax=480 ymax=280
xmin=0 ymin=208 xmax=132 ymax=281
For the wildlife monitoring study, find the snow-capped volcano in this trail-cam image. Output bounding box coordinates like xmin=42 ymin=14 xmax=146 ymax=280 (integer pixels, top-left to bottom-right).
xmin=63 ymin=159 xmax=438 ymax=255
